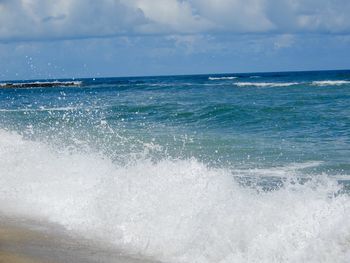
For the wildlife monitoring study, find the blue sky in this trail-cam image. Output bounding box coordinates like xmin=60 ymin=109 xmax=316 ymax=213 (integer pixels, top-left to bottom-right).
xmin=0 ymin=0 xmax=350 ymax=80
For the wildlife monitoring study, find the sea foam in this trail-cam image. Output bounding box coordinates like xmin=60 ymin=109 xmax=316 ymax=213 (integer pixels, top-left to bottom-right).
xmin=0 ymin=130 xmax=349 ymax=263
xmin=235 ymin=82 xmax=299 ymax=87
xmin=311 ymin=80 xmax=350 ymax=86
xmin=209 ymin=77 xmax=238 ymax=80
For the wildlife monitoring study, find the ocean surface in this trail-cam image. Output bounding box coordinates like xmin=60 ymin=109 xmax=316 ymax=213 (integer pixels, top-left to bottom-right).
xmin=0 ymin=70 xmax=350 ymax=262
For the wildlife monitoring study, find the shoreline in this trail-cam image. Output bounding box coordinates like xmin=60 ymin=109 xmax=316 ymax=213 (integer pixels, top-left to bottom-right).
xmin=0 ymin=216 xmax=157 ymax=263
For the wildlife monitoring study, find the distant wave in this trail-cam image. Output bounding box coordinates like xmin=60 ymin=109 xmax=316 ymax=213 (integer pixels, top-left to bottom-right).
xmin=0 ymin=81 xmax=82 ymax=88
xmin=235 ymin=82 xmax=300 ymax=87
xmin=209 ymin=76 xmax=238 ymax=80
xmin=311 ymin=80 xmax=350 ymax=86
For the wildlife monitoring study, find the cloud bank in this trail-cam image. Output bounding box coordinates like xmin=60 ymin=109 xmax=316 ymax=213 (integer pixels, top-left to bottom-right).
xmin=0 ymin=0 xmax=350 ymax=41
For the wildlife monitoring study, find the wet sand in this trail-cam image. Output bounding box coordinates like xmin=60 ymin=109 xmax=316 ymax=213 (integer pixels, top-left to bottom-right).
xmin=0 ymin=216 xmax=157 ymax=263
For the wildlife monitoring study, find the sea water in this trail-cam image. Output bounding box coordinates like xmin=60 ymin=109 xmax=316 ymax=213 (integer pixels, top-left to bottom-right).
xmin=0 ymin=70 xmax=349 ymax=262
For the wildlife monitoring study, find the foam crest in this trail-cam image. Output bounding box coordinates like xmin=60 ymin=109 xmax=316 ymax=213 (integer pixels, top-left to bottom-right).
xmin=209 ymin=77 xmax=237 ymax=80
xmin=311 ymin=80 xmax=350 ymax=86
xmin=235 ymin=82 xmax=299 ymax=87
xmin=0 ymin=130 xmax=349 ymax=263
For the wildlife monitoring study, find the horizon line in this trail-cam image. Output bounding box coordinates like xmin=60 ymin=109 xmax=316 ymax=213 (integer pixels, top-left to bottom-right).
xmin=1 ymin=68 xmax=350 ymax=83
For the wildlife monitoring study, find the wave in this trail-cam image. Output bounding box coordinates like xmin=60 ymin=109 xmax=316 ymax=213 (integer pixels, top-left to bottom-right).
xmin=234 ymin=82 xmax=300 ymax=87
xmin=0 ymin=130 xmax=349 ymax=263
xmin=232 ymin=161 xmax=325 ymax=178
xmin=0 ymin=106 xmax=81 ymax=112
xmin=209 ymin=76 xmax=238 ymax=80
xmin=0 ymin=81 xmax=82 ymax=88
xmin=311 ymin=80 xmax=350 ymax=86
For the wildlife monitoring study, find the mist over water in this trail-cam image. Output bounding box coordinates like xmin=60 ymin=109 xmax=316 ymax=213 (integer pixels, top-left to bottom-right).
xmin=1 ymin=70 xmax=350 ymax=262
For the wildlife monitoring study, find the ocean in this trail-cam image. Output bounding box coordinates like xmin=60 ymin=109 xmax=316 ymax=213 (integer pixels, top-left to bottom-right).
xmin=0 ymin=70 xmax=350 ymax=262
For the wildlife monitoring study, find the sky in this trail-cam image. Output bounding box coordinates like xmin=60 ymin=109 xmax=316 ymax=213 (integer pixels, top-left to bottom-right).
xmin=0 ymin=0 xmax=350 ymax=80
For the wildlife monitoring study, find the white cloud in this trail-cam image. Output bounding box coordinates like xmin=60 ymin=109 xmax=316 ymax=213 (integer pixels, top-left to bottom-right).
xmin=0 ymin=0 xmax=350 ymax=41
xmin=122 ymin=0 xmax=214 ymax=33
xmin=190 ymin=0 xmax=275 ymax=32
xmin=0 ymin=0 xmax=145 ymax=40
xmin=266 ymin=0 xmax=350 ymax=33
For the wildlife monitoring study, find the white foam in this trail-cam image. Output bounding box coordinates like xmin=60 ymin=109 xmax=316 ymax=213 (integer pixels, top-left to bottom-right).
xmin=235 ymin=82 xmax=300 ymax=87
xmin=209 ymin=77 xmax=238 ymax=80
xmin=0 ymin=130 xmax=349 ymax=263
xmin=30 ymin=80 xmax=83 ymax=85
xmin=232 ymin=161 xmax=324 ymax=178
xmin=311 ymin=80 xmax=350 ymax=86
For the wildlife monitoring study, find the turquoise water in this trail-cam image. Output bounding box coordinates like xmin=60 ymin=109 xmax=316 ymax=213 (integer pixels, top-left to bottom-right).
xmin=1 ymin=70 xmax=350 ymax=176
xmin=1 ymin=70 xmax=350 ymax=262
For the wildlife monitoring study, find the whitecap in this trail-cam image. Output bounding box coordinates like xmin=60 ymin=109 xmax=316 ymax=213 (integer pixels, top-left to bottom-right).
xmin=311 ymin=80 xmax=350 ymax=86
xmin=0 ymin=130 xmax=350 ymax=263
xmin=235 ymin=82 xmax=300 ymax=87
xmin=0 ymin=130 xmax=349 ymax=263
xmin=209 ymin=76 xmax=238 ymax=80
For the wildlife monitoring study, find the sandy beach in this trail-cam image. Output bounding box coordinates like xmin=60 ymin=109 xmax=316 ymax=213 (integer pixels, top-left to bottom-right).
xmin=0 ymin=216 xmax=157 ymax=263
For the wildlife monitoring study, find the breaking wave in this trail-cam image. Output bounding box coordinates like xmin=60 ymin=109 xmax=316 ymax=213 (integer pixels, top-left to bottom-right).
xmin=311 ymin=80 xmax=350 ymax=86
xmin=234 ymin=82 xmax=300 ymax=87
xmin=0 ymin=130 xmax=349 ymax=263
xmin=209 ymin=77 xmax=238 ymax=80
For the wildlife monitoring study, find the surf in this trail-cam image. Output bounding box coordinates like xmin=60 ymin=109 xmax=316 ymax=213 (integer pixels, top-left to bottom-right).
xmin=311 ymin=80 xmax=350 ymax=86
xmin=0 ymin=130 xmax=349 ymax=263
xmin=209 ymin=77 xmax=238 ymax=80
xmin=234 ymin=82 xmax=300 ymax=87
